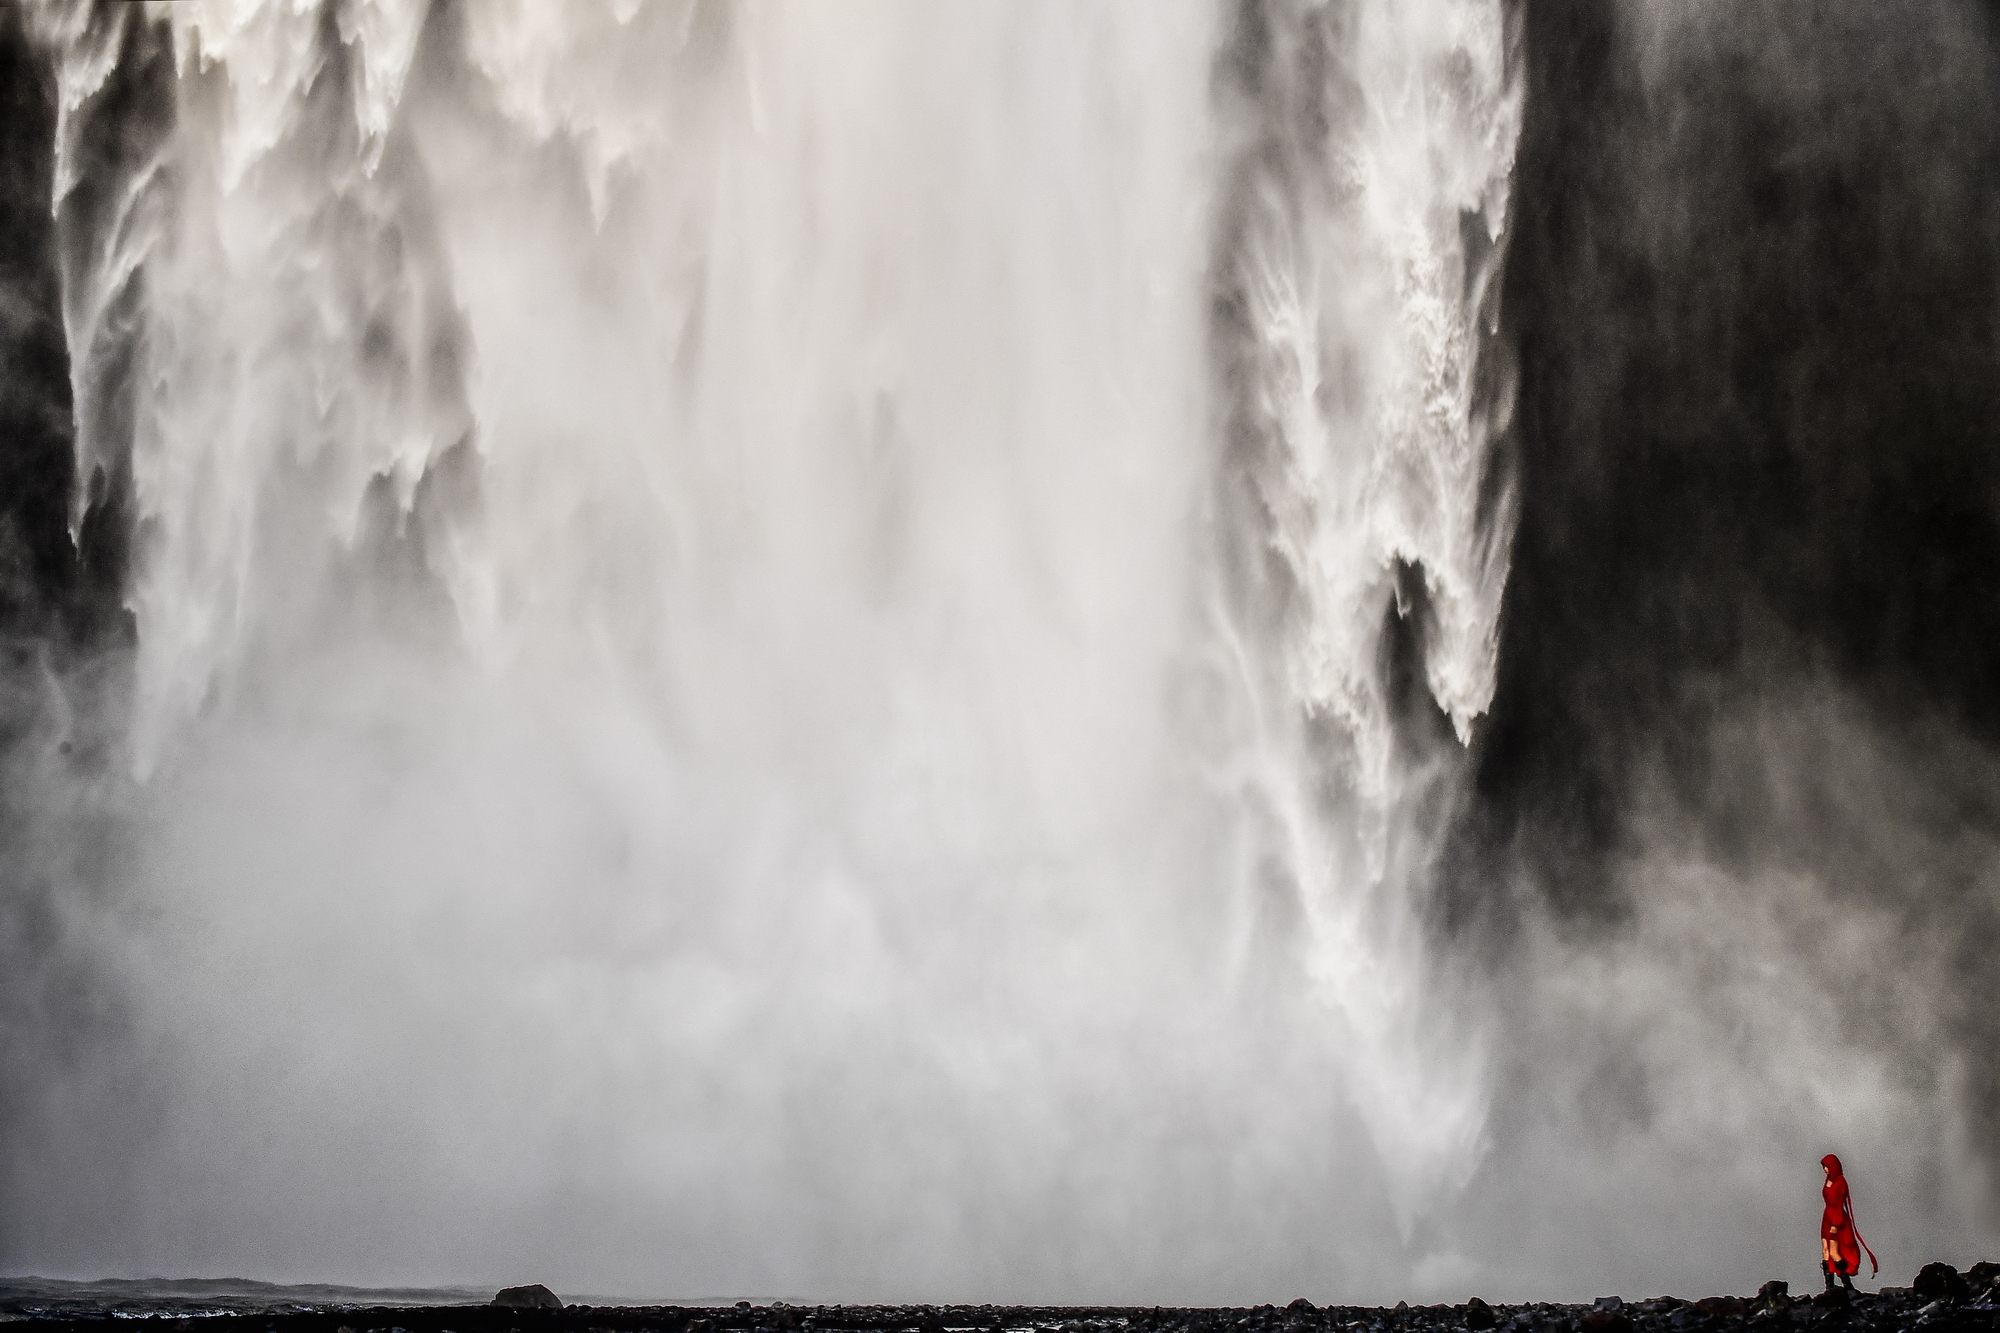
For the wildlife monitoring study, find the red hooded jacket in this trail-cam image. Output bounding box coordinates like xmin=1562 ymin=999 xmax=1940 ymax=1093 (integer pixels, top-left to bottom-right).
xmin=1821 ymin=1154 xmax=1878 ymax=1277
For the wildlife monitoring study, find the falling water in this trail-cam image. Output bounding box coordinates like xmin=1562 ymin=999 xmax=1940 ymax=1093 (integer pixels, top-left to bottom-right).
xmin=8 ymin=0 xmax=1525 ymax=1297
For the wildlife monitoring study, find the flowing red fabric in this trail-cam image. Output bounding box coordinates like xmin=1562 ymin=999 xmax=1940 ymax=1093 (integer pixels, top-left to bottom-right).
xmin=1821 ymin=1154 xmax=1878 ymax=1277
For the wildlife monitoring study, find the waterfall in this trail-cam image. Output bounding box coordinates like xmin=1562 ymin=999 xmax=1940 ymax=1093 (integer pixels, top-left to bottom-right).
xmin=1203 ymin=0 xmax=1519 ymax=1224
xmin=9 ymin=0 xmax=1522 ymax=1300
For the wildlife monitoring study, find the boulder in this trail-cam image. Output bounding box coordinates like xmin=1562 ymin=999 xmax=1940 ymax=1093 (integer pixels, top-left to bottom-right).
xmin=1464 ymin=1297 xmax=1496 ymax=1330
xmin=1289 ymin=1300 xmax=1317 ymax=1314
xmin=1966 ymin=1261 xmax=2000 ymax=1293
xmin=1913 ymin=1263 xmax=1969 ymax=1304
xmin=1693 ymin=1298 xmax=1743 ymax=1317
xmin=1579 ymin=1301 xmax=1629 ymax=1333
xmin=494 ymin=1284 xmax=563 ymax=1310
xmin=1753 ymin=1282 xmax=1789 ymax=1314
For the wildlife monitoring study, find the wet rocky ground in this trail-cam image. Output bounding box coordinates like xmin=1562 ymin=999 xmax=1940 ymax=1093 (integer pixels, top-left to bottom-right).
xmin=3 ymin=1267 xmax=1996 ymax=1333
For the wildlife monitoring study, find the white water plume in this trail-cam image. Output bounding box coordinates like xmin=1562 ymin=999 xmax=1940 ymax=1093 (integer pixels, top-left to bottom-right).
xmin=1203 ymin=0 xmax=1520 ymax=1223
xmin=12 ymin=0 xmax=1522 ymax=1301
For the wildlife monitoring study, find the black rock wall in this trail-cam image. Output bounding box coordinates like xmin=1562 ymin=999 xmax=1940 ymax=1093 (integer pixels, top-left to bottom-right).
xmin=1465 ymin=0 xmax=2000 ymax=916
xmin=0 ymin=3 xmax=167 ymax=1270
xmin=1446 ymin=0 xmax=2000 ymax=1194
xmin=0 ymin=7 xmax=79 ymax=646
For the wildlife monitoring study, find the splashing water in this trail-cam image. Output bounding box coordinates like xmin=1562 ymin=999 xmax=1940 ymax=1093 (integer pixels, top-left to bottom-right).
xmin=15 ymin=0 xmax=1520 ymax=1300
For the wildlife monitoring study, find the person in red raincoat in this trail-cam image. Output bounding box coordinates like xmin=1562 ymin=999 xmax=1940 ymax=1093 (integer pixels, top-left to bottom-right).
xmin=1821 ymin=1154 xmax=1877 ymax=1291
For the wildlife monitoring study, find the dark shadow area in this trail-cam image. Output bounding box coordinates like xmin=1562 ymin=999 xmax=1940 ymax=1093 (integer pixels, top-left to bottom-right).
xmin=0 ymin=6 xmax=81 ymax=649
xmin=1463 ymin=0 xmax=2000 ymax=920
xmin=0 ymin=1 xmax=164 ymax=1269
xmin=1446 ymin=0 xmax=2000 ymax=1189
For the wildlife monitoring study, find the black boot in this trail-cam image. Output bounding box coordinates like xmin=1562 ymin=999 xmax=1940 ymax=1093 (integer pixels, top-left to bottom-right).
xmin=1823 ymin=1262 xmax=1836 ymax=1291
xmin=1841 ymin=1271 xmax=1855 ymax=1293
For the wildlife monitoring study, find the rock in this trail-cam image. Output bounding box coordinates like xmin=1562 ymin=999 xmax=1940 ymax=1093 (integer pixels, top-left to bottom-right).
xmin=1913 ymin=1263 xmax=1969 ymax=1304
xmin=493 ymin=1284 xmax=562 ymax=1310
xmin=1967 ymin=1261 xmax=2000 ymax=1289
xmin=1579 ymin=1305 xmax=1629 ymax=1333
xmin=1753 ymin=1282 xmax=1788 ymax=1314
xmin=1810 ymin=1289 xmax=1849 ymax=1309
xmin=1465 ymin=1298 xmax=1496 ymax=1330
xmin=1694 ymin=1298 xmax=1743 ymax=1316
xmin=1289 ymin=1300 xmax=1317 ymax=1313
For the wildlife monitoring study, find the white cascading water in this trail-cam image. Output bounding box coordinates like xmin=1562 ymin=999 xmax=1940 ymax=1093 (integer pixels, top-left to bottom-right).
xmin=1201 ymin=0 xmax=1518 ymax=1234
xmin=23 ymin=0 xmax=1520 ymax=1300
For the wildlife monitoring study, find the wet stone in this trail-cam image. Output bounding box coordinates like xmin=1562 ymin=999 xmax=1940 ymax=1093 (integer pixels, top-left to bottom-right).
xmin=1912 ymin=1265 xmax=1968 ymax=1305
xmin=494 ymin=1287 xmax=563 ymax=1312
xmin=1579 ymin=1310 xmax=1630 ymax=1333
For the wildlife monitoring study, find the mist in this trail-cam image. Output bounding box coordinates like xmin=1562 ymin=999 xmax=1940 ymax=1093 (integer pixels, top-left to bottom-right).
xmin=1 ymin=0 xmax=1997 ymax=1309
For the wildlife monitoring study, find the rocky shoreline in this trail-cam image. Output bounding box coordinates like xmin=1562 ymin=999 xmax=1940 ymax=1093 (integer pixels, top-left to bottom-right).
xmin=4 ymin=1266 xmax=1997 ymax=1333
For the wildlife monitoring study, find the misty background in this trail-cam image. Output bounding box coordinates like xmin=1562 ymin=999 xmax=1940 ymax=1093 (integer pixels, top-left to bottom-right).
xmin=1 ymin=0 xmax=1997 ymax=1308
